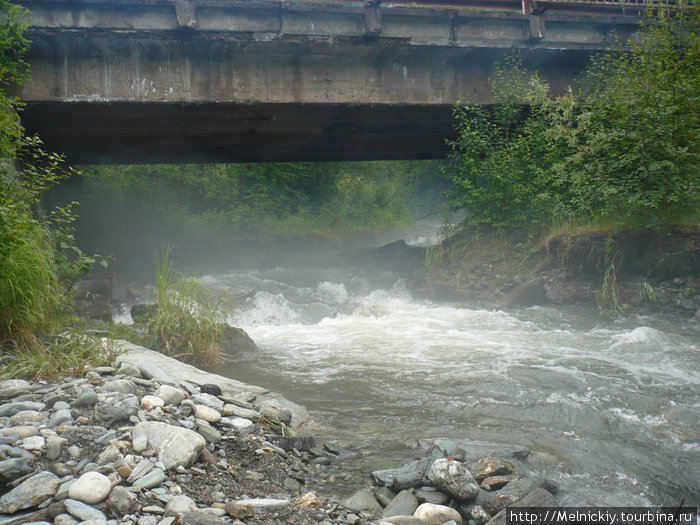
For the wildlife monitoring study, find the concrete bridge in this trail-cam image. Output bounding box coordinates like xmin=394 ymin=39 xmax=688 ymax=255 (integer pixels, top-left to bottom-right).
xmin=17 ymin=0 xmax=643 ymax=163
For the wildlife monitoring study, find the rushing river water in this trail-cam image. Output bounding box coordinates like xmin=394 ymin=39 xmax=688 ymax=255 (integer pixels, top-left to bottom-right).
xmin=122 ymin=227 xmax=700 ymax=508
xmin=178 ymin=238 xmax=700 ymax=509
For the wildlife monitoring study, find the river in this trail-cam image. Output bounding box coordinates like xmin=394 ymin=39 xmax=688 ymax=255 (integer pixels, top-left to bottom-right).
xmin=119 ymin=226 xmax=699 ymax=507
xmin=164 ymin=228 xmax=700 ymax=509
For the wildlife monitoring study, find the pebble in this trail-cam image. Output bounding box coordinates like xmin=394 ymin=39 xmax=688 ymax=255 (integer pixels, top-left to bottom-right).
xmin=68 ymin=471 xmax=112 ymax=504
xmin=131 ymin=422 xmax=206 ymax=469
xmin=233 ymin=498 xmax=291 ymax=509
xmin=191 ymin=394 xmax=224 ymax=411
xmin=413 ymin=502 xmax=463 ymax=525
xmin=142 ymin=395 xmax=165 ymax=410
xmin=133 ymin=468 xmax=166 ymax=489
xmin=65 ymin=498 xmax=108 ymax=521
xmin=54 ymin=514 xmax=80 ymax=525
xmin=165 ymin=495 xmax=197 ymax=516
xmin=154 ymin=385 xmax=185 ymax=406
xmin=10 ymin=410 xmax=44 ymax=425
xmin=49 ymin=409 xmax=73 ymax=428
xmin=193 ymin=405 xmax=221 ymax=423
xmin=70 ymin=391 xmax=98 ymax=408
xmin=222 ymin=404 xmax=260 ymax=421
xmin=1 ymin=425 xmax=39 ymax=438
xmin=218 ymin=417 xmax=254 ymax=431
xmin=21 ymin=435 xmax=45 ymax=451
xmin=197 ymin=425 xmax=222 ymax=444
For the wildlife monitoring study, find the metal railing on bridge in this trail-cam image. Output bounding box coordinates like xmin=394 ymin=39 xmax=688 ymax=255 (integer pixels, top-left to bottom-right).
xmin=297 ymin=0 xmax=690 ymax=16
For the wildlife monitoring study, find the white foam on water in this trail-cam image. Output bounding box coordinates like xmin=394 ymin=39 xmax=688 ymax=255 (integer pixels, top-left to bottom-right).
xmin=200 ymin=266 xmax=699 ymax=506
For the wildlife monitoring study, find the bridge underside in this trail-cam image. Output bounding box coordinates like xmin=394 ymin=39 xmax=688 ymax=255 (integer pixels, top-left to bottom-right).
xmin=17 ymin=0 xmax=632 ymax=164
xmin=22 ymin=101 xmax=461 ymax=164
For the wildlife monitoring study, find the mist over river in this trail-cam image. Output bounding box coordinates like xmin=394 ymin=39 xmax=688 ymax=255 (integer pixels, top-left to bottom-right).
xmin=167 ymin=237 xmax=700 ymax=509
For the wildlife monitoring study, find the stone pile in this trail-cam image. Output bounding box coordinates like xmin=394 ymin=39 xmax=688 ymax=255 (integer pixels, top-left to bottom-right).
xmin=342 ymin=440 xmax=558 ymax=525
xmin=0 ymin=366 xmax=356 ymax=525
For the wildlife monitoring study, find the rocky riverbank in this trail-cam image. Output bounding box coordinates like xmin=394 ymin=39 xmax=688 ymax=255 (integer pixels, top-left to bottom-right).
xmin=0 ymin=348 xmax=358 ymax=525
xmin=342 ymin=440 xmax=558 ymax=525
xmin=421 ymin=227 xmax=700 ymax=319
xmin=0 ymin=340 xmax=568 ymax=525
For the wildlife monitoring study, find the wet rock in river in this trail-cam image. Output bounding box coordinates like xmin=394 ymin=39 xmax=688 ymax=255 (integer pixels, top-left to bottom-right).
xmin=372 ymin=458 xmax=430 ymax=489
xmin=427 ymin=458 xmax=479 ymax=501
xmin=413 ymin=502 xmax=463 ymax=525
xmin=467 ymin=457 xmax=517 ymax=481
xmin=342 ymin=487 xmax=383 ymax=515
xmin=414 ymin=486 xmax=449 ymax=505
xmin=383 ymin=489 xmax=419 ymax=518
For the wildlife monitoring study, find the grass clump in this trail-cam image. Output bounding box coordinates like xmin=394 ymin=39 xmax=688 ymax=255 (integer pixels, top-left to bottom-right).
xmin=0 ymin=213 xmax=63 ymax=345
xmin=145 ymin=249 xmax=228 ymax=368
xmin=1 ymin=331 xmax=105 ymax=380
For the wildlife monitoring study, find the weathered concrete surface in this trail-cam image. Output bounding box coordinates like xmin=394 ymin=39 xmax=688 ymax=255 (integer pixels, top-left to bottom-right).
xmin=16 ymin=0 xmax=641 ymax=162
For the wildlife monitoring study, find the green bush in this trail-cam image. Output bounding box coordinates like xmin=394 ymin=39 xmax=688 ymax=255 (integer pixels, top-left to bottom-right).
xmin=446 ymin=8 xmax=700 ymax=233
xmin=0 ymin=0 xmax=104 ymax=358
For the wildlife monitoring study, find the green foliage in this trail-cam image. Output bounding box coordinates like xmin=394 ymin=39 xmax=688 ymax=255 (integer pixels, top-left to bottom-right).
xmin=0 ymin=205 xmax=62 ymax=342
xmin=145 ymin=249 xmax=228 ymax=368
xmin=0 ymin=0 xmax=104 ymax=357
xmin=82 ymin=160 xmax=447 ymax=237
xmin=0 ymin=0 xmax=27 ymax=159
xmin=1 ymin=331 xmax=104 ymax=380
xmin=446 ymin=9 xmax=700 ymax=233
xmin=444 ymin=59 xmax=565 ymax=232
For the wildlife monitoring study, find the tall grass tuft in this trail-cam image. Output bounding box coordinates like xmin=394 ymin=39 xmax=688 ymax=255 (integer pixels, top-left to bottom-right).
xmin=146 ymin=249 xmax=227 ymax=368
xmin=1 ymin=331 xmax=104 ymax=380
xmin=0 ymin=213 xmax=63 ymax=347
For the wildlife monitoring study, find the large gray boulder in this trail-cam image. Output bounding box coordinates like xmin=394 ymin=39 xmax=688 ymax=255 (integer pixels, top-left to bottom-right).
xmin=383 ymin=490 xmax=419 ymax=518
xmin=0 ymin=471 xmax=61 ymax=513
xmin=342 ymin=488 xmax=383 ymax=515
xmin=427 ymin=459 xmax=479 ymax=502
xmin=131 ymin=421 xmax=206 ymax=470
xmin=372 ymin=458 xmax=431 ymax=489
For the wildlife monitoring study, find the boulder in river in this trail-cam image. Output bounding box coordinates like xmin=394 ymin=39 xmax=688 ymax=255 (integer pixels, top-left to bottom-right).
xmin=496 ymin=278 xmax=547 ymax=307
xmin=342 ymin=488 xmax=383 ymax=515
xmin=372 ymin=458 xmax=431 ymax=489
xmin=413 ymin=502 xmax=463 ymax=525
xmin=427 ymin=458 xmax=479 ymax=501
xmin=383 ymin=490 xmax=419 ymax=518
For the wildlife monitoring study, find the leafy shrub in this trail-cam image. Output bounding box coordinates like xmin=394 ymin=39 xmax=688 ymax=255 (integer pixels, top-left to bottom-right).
xmin=446 ymin=8 xmax=700 ymax=233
